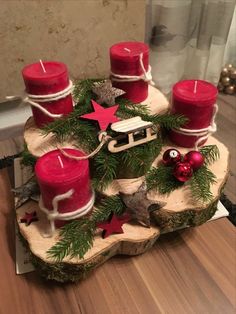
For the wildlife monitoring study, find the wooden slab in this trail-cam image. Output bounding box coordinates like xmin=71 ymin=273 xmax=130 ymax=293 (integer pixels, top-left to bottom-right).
xmin=16 ymin=135 xmax=229 ymax=282
xmin=16 ymin=201 xmax=160 ymax=281
xmin=24 ymin=86 xmax=169 ymax=158
xmin=104 ymin=136 xmax=229 ymax=232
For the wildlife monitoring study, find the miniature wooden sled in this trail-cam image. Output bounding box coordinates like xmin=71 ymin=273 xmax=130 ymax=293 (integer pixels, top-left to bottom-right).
xmin=108 ymin=117 xmax=158 ymax=153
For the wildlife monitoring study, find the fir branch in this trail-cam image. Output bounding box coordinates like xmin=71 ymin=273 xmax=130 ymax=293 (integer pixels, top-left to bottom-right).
xmin=92 ymin=150 xmax=119 ymax=190
xmin=47 ymin=219 xmax=94 ymax=261
xmin=145 ymin=113 xmax=188 ymax=130
xmin=47 ymin=195 xmax=125 ymax=261
xmin=73 ymin=78 xmax=104 ymax=104
xmin=199 ymin=145 xmax=220 ymax=166
xmin=21 ymin=144 xmax=37 ymax=167
xmin=117 ymin=98 xmax=150 ymax=118
xmin=117 ymin=99 xmax=187 ymax=130
xmin=146 ymin=164 xmax=183 ymax=193
xmin=91 ymin=195 xmax=125 ymax=223
xmin=189 ymin=165 xmax=217 ymax=202
xmin=119 ymin=138 xmax=163 ymax=176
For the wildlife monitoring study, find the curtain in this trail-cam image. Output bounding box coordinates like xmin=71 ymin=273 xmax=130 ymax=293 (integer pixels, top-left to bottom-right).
xmin=145 ymin=0 xmax=236 ymax=94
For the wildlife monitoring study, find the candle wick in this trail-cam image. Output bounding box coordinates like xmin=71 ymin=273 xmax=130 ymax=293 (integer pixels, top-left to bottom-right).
xmin=193 ymin=80 xmax=198 ymax=94
xmin=58 ymin=155 xmax=64 ymax=168
xmin=124 ymin=48 xmax=131 ymax=53
xmin=39 ymin=59 xmax=46 ymax=73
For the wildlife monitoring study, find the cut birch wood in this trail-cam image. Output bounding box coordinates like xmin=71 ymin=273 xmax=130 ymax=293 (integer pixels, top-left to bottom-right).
xmin=24 ymin=86 xmax=169 ymax=158
xmin=16 ymin=201 xmax=160 ymax=282
xmin=16 ymin=135 xmax=229 ymax=282
xmin=104 ymin=136 xmax=229 ymax=232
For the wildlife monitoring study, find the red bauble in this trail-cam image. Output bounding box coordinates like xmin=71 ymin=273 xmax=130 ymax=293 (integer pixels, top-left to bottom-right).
xmin=183 ymin=151 xmax=204 ymax=170
xmin=173 ymin=162 xmax=193 ymax=182
xmin=162 ymin=149 xmax=181 ymax=166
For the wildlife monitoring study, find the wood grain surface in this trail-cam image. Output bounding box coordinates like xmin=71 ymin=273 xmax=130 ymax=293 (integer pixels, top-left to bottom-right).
xmin=0 ymin=94 xmax=235 ymax=314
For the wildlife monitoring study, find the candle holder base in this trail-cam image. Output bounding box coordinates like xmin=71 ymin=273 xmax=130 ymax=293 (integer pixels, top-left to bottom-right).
xmin=16 ymin=136 xmax=229 ymax=282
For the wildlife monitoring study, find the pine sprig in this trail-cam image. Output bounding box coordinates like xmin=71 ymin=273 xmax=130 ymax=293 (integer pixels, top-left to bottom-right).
xmin=73 ymin=78 xmax=104 ymax=104
xmin=117 ymin=98 xmax=187 ymax=130
xmin=21 ymin=144 xmax=37 ymax=167
xmin=119 ymin=137 xmax=163 ymax=177
xmin=46 ymin=219 xmax=94 ymax=261
xmin=199 ymin=145 xmax=220 ymax=165
xmin=144 ymin=113 xmax=188 ymax=130
xmin=189 ymin=165 xmax=217 ymax=202
xmin=146 ymin=164 xmax=183 ymax=193
xmin=92 ymin=151 xmax=119 ymax=190
xmin=47 ymin=196 xmax=125 ymax=261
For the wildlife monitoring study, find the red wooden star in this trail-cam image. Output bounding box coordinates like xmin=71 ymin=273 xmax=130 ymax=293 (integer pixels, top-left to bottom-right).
xmin=97 ymin=213 xmax=130 ymax=238
xmin=20 ymin=211 xmax=38 ymax=226
xmin=80 ymin=100 xmax=119 ymax=131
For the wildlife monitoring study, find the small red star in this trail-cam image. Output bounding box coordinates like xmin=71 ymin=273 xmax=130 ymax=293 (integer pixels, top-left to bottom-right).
xmin=97 ymin=213 xmax=130 ymax=238
xmin=20 ymin=211 xmax=38 ymax=226
xmin=80 ymin=100 xmax=119 ymax=131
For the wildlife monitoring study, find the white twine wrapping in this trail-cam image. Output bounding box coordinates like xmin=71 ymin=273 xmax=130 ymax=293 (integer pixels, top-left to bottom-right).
xmin=6 ymin=80 xmax=74 ymax=119
xmin=39 ymin=189 xmax=95 ymax=237
xmin=173 ymin=103 xmax=218 ymax=150
xmin=110 ymin=53 xmax=155 ymax=86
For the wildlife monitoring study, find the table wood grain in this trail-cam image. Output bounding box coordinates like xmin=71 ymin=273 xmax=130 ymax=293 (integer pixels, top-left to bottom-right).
xmin=0 ymin=95 xmax=235 ymax=314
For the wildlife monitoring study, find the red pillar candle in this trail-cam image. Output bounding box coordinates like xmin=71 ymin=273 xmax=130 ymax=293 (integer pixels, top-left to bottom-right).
xmin=35 ymin=148 xmax=93 ymax=230
xmin=110 ymin=42 xmax=150 ymax=103
xmin=22 ymin=61 xmax=73 ymax=128
xmin=169 ymin=80 xmax=218 ymax=148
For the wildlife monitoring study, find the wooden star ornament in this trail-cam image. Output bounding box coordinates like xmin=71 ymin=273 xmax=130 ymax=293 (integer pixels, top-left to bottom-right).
xmin=20 ymin=211 xmax=38 ymax=226
xmin=121 ymin=183 xmax=166 ymax=227
xmin=80 ymin=100 xmax=119 ymax=131
xmin=97 ymin=213 xmax=130 ymax=238
xmin=92 ymin=80 xmax=125 ymax=106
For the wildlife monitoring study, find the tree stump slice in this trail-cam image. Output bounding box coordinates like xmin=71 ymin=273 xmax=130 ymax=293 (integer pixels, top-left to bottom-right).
xmin=104 ymin=136 xmax=229 ymax=233
xmin=16 ymin=201 xmax=160 ymax=282
xmin=24 ymin=86 xmax=169 ymax=158
xmin=17 ymin=136 xmax=229 ymax=282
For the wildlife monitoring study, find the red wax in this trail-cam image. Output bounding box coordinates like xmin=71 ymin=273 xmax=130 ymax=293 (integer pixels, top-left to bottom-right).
xmin=35 ymin=148 xmax=92 ymax=228
xmin=110 ymin=42 xmax=149 ymax=103
xmin=169 ymin=80 xmax=218 ymax=148
xmin=22 ymin=61 xmax=73 ymax=128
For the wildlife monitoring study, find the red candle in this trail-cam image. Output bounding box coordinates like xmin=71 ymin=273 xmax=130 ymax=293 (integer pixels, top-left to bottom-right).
xmin=35 ymin=148 xmax=93 ymax=229
xmin=22 ymin=61 xmax=73 ymax=128
xmin=169 ymin=80 xmax=218 ymax=148
xmin=110 ymin=42 xmax=150 ymax=103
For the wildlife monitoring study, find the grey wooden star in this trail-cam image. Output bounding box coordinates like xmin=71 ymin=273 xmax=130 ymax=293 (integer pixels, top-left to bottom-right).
xmin=120 ymin=183 xmax=166 ymax=227
xmin=92 ymin=80 xmax=125 ymax=106
xmin=12 ymin=178 xmax=40 ymax=208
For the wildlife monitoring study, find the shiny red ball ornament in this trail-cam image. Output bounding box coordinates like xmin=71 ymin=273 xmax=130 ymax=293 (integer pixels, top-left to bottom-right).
xmin=162 ymin=149 xmax=181 ymax=166
xmin=173 ymin=162 xmax=193 ymax=182
xmin=183 ymin=151 xmax=204 ymax=170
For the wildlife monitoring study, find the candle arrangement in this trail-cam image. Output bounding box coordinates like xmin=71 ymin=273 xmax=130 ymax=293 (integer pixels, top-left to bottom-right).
xmin=12 ymin=41 xmax=229 ymax=282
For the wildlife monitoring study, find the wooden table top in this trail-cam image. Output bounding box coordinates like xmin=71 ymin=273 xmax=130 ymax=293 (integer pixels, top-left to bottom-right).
xmin=0 ymin=94 xmax=235 ymax=314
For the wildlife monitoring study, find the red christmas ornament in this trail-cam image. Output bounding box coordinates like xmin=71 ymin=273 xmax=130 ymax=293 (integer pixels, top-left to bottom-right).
xmin=97 ymin=213 xmax=130 ymax=238
xmin=173 ymin=162 xmax=193 ymax=182
xmin=183 ymin=151 xmax=204 ymax=170
xmin=162 ymin=149 xmax=181 ymax=166
xmin=80 ymin=99 xmax=119 ymax=131
xmin=20 ymin=211 xmax=38 ymax=226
